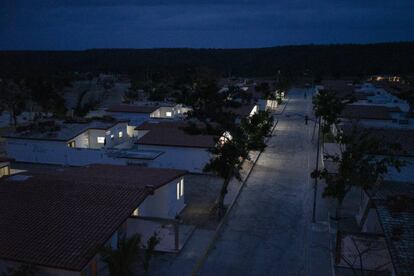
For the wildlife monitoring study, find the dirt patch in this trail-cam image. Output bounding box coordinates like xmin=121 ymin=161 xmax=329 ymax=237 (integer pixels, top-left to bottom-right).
xmin=180 ymin=174 xmax=223 ymax=229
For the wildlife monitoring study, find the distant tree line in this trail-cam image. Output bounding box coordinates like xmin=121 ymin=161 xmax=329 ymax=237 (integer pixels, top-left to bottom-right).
xmin=1 ymin=42 xmax=413 ymax=80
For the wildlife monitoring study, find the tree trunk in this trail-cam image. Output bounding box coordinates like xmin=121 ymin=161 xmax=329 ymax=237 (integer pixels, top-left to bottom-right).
xmin=11 ymin=108 xmax=18 ymax=128
xmin=334 ymin=199 xmax=343 ymax=221
xmin=217 ymin=177 xmax=231 ymax=219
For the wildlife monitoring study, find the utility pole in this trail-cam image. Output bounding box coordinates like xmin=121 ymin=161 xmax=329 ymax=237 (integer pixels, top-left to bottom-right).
xmin=312 ymin=116 xmax=321 ymax=223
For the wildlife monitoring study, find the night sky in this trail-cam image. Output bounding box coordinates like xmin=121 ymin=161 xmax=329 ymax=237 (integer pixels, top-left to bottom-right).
xmin=1 ymin=0 xmax=414 ymax=50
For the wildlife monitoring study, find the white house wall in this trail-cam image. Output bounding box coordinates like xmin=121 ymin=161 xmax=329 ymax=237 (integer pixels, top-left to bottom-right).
xmin=87 ymin=129 xmax=106 ymax=149
xmin=68 ymin=122 xmax=129 ymax=149
xmin=70 ymin=132 xmax=89 ymax=148
xmin=361 ymin=209 xmax=383 ymax=234
xmin=138 ymin=145 xmax=211 ymax=173
xmin=106 ymin=122 xmax=129 ymax=147
xmin=138 ymin=177 xmax=185 ymax=219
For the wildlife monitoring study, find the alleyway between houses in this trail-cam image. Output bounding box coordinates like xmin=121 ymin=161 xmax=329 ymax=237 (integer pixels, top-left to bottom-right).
xmin=197 ymin=89 xmax=333 ymax=276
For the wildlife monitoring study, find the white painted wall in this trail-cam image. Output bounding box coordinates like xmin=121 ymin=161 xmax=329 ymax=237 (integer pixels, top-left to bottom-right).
xmin=138 ymin=145 xmax=211 ymax=173
xmin=105 ymin=122 xmax=129 ymax=148
xmin=361 ymin=208 xmax=383 ymax=234
xmin=138 ymin=177 xmax=185 ymax=219
xmin=150 ymin=105 xmax=191 ymax=119
xmin=71 ymin=131 xmax=89 ymax=148
xmin=88 ymin=129 xmax=106 ymax=149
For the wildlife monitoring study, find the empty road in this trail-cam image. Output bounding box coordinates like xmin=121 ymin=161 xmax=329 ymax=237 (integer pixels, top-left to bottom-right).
xmin=198 ymin=89 xmax=332 ymax=276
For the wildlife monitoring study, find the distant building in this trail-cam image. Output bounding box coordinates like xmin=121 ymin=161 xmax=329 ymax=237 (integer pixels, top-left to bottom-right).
xmin=134 ymin=121 xmax=216 ymax=173
xmin=2 ymin=119 xmax=130 ymax=166
xmin=339 ymin=104 xmax=406 ymax=128
xmin=106 ymin=104 xmax=191 ymax=127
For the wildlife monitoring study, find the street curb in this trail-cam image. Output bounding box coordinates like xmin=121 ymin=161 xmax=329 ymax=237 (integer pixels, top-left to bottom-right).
xmin=191 ymin=100 xmax=289 ymax=276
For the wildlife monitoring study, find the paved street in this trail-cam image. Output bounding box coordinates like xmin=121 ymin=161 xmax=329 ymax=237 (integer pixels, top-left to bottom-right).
xmin=198 ymin=89 xmax=332 ymax=276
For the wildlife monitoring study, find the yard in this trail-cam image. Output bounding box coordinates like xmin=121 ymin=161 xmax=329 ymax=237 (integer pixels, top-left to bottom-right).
xmin=180 ymin=173 xmax=223 ymax=229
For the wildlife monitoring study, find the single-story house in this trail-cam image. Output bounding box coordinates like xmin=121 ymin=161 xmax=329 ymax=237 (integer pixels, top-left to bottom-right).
xmin=339 ymin=126 xmax=414 ymax=157
xmin=0 ymin=158 xmax=11 ymax=178
xmin=341 ymin=181 xmax=414 ymax=276
xmin=226 ymin=103 xmax=259 ymax=118
xmin=339 ymin=104 xmax=407 ymax=128
xmin=134 ymin=121 xmax=216 ymax=173
xmin=2 ymin=119 xmax=129 ymax=166
xmin=225 ymin=103 xmax=259 ymax=124
xmin=106 ymin=104 xmax=191 ymax=127
xmin=0 ymin=164 xmax=187 ymax=275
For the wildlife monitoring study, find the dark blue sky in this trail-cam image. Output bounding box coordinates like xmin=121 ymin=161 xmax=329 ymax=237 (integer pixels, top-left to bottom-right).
xmin=1 ymin=0 xmax=414 ymax=50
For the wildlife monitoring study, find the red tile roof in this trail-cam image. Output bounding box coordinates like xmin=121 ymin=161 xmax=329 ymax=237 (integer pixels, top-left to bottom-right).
xmin=136 ymin=121 xmax=216 ymax=148
xmin=225 ymin=104 xmax=257 ymax=117
xmin=106 ymin=104 xmax=159 ymax=114
xmin=0 ymin=165 xmax=186 ymax=271
xmin=321 ymin=80 xmax=356 ymax=98
xmin=341 ymin=126 xmax=414 ymax=155
xmin=341 ymin=105 xmax=401 ymax=120
xmin=368 ymin=182 xmax=414 ymax=275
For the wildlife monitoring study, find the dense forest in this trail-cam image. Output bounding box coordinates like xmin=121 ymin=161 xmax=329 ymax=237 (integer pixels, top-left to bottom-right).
xmin=0 ymin=42 xmax=414 ymax=79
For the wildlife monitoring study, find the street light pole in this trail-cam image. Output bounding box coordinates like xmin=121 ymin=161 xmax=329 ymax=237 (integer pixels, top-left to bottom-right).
xmin=312 ymin=116 xmax=321 ymax=223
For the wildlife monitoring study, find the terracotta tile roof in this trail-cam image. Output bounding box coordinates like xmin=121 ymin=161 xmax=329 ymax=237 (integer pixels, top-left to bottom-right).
xmin=106 ymin=104 xmax=159 ymax=114
xmin=225 ymin=104 xmax=257 ymax=117
xmin=321 ymin=80 xmax=356 ymax=98
xmin=0 ymin=164 xmax=186 ymax=271
xmin=135 ymin=121 xmax=216 ymax=148
xmin=366 ymin=129 xmax=414 ymax=155
xmin=341 ymin=105 xmax=401 ymax=120
xmin=341 ymin=126 xmax=414 ymax=155
xmin=369 ymin=182 xmax=414 ymax=275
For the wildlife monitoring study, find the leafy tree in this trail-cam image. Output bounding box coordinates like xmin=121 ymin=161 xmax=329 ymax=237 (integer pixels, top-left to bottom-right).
xmin=25 ymin=76 xmax=67 ymax=117
xmin=148 ymin=84 xmax=170 ymax=101
xmin=312 ymin=89 xmax=354 ymax=134
xmin=255 ymin=82 xmax=271 ymax=99
xmin=0 ymin=79 xmax=27 ymax=127
xmin=312 ymin=127 xmax=404 ymax=220
xmin=275 ymin=70 xmax=293 ymax=97
xmin=143 ymin=233 xmax=160 ymax=276
xmin=241 ymin=110 xmax=274 ymax=151
xmin=100 ymin=233 xmax=161 ymax=276
xmin=100 ymin=234 xmax=141 ymax=276
xmin=204 ymin=129 xmax=249 ymax=218
xmin=123 ymin=87 xmax=140 ymax=103
xmin=186 ymin=75 xmax=236 ymax=134
xmin=74 ymin=89 xmax=98 ymax=117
